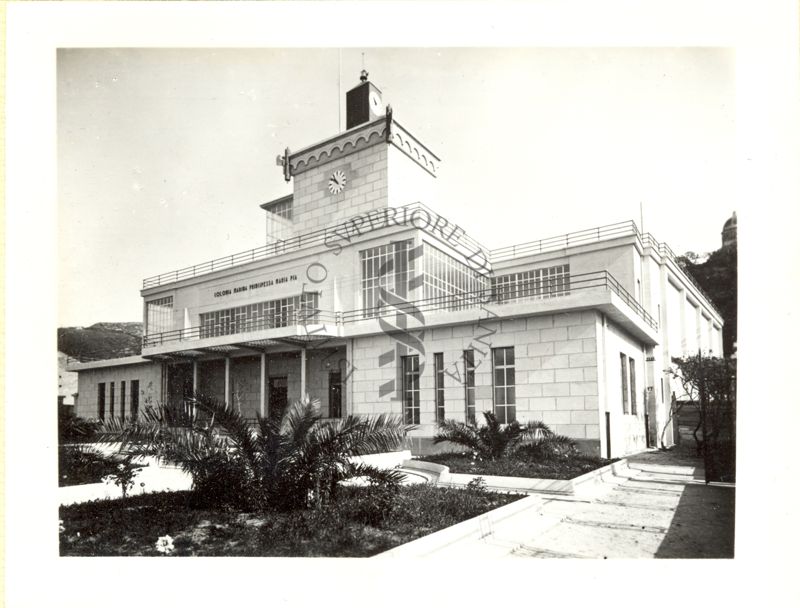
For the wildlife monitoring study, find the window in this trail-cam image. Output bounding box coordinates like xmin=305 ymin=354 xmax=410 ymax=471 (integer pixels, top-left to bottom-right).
xmin=492 ymin=347 xmax=516 ymax=424
xmin=199 ymin=293 xmax=319 ymax=338
xmin=492 ymin=265 xmax=570 ymax=304
xmin=120 ymin=380 xmax=126 ymax=422
xmin=97 ymin=382 xmax=106 ymax=420
xmin=109 ymin=382 xmax=116 ymax=419
xmin=146 ymin=296 xmax=174 ymax=335
xmin=264 ymin=198 xmax=293 ymax=220
xmin=434 ymin=353 xmax=445 ymax=422
xmin=401 ymin=355 xmax=420 ymax=425
xmin=360 ymin=240 xmax=414 ymax=318
xmin=629 ymin=357 xmax=637 ymax=415
xmin=131 ymin=380 xmax=140 ymax=421
xmin=620 ymin=354 xmax=629 ymax=414
xmin=423 ymin=244 xmax=490 ymax=311
xmin=464 ymin=349 xmax=476 ymax=424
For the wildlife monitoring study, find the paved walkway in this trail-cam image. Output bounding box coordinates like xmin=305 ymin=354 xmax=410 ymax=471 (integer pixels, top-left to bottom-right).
xmin=427 ymin=446 xmax=735 ymax=559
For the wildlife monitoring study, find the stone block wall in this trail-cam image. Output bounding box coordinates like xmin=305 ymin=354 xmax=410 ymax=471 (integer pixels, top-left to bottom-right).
xmin=348 ymin=311 xmax=602 ymax=451
xmin=75 ymin=361 xmax=163 ymax=420
xmin=292 ymin=145 xmax=388 ymax=234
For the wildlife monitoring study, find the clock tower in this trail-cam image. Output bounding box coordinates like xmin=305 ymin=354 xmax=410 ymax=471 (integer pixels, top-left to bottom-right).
xmin=346 ymin=70 xmax=385 ymax=129
xmin=272 ymin=71 xmax=440 ymax=236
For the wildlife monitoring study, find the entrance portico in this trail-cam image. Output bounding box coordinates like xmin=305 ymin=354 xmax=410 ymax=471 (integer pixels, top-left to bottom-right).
xmin=157 ymin=340 xmax=349 ymax=420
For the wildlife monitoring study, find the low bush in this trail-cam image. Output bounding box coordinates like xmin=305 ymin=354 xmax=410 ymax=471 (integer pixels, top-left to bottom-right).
xmin=59 ymin=483 xmax=521 ymax=557
xmin=58 ymin=445 xmax=119 ymax=487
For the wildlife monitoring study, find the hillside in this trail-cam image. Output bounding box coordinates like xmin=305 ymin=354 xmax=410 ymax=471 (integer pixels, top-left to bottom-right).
xmin=58 ymin=322 xmax=143 ymax=362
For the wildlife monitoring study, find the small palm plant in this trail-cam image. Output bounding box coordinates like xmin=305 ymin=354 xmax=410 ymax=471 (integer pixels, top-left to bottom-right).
xmin=433 ymin=411 xmax=574 ymax=461
xmin=95 ymin=395 xmax=413 ymax=511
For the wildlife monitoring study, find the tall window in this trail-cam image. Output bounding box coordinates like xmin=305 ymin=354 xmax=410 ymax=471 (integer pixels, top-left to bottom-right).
xmin=199 ymin=293 xmax=319 ymax=338
xmin=146 ymin=296 xmax=174 ymax=335
xmin=120 ymin=380 xmax=126 ymax=422
xmin=434 ymin=353 xmax=445 ymax=422
xmin=401 ymin=355 xmax=420 ymax=425
xmin=97 ymin=382 xmax=106 ymax=420
xmin=464 ymin=349 xmax=476 ymax=424
xmin=360 ymin=239 xmax=414 ymax=318
xmin=492 ymin=265 xmax=570 ymax=304
xmin=423 ymin=243 xmax=490 ymax=311
xmin=130 ymin=380 xmax=140 ymax=421
xmin=629 ymin=357 xmax=637 ymax=416
xmin=109 ymin=382 xmax=116 ymax=419
xmin=492 ymin=347 xmax=516 ymax=424
xmin=620 ymin=354 xmax=629 ymax=414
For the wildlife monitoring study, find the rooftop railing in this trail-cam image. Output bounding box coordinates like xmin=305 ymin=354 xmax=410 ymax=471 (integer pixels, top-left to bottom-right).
xmin=489 ymin=221 xmax=639 ymax=262
xmin=641 ymin=233 xmax=722 ymax=317
xmin=141 ymin=270 xmax=657 ymax=350
xmin=142 ymin=202 xmax=490 ymax=290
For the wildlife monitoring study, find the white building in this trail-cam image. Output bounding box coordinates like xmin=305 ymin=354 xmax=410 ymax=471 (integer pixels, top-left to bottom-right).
xmin=69 ymin=72 xmax=723 ymax=458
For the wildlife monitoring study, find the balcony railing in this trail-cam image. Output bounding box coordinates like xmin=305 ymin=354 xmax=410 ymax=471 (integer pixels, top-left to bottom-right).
xmin=142 ymin=202 xmax=490 ymax=290
xmin=142 ymin=309 xmax=339 ymax=348
xmin=489 ymin=221 xmax=721 ymax=318
xmin=489 ymin=221 xmax=639 ymax=263
xmin=142 ymin=270 xmax=658 ymax=349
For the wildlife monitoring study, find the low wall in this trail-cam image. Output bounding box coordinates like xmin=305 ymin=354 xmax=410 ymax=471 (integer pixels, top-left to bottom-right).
xmin=401 ymin=458 xmax=631 ymax=496
xmin=375 ymin=493 xmax=545 ymax=558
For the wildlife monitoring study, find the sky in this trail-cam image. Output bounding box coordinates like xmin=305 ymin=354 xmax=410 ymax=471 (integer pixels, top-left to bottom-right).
xmin=58 ymin=47 xmax=735 ymax=326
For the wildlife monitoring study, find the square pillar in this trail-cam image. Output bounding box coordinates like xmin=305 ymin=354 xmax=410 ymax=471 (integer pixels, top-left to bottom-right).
xmin=300 ymin=347 xmax=307 ymax=400
xmin=260 ymin=352 xmax=268 ymax=417
xmin=224 ymin=356 xmax=231 ymax=407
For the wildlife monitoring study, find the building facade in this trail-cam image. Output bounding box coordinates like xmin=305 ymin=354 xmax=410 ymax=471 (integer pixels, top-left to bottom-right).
xmin=69 ymin=73 xmax=723 ymax=458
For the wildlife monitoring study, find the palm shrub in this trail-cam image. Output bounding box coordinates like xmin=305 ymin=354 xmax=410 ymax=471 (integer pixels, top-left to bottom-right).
xmin=95 ymin=394 xmax=413 ymax=511
xmin=433 ymin=411 xmax=575 ymax=461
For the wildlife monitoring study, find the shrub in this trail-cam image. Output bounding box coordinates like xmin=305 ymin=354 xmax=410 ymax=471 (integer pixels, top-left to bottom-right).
xmin=94 ymin=394 xmax=414 ymax=511
xmin=58 ymin=445 xmax=118 ymax=487
xmin=59 ymin=409 xmax=101 ymax=444
xmin=345 ymin=478 xmax=401 ymax=527
xmin=434 ymin=412 xmax=566 ymax=461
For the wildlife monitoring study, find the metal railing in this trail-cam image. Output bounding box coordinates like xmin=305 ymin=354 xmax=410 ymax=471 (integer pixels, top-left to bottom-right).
xmin=142 ymin=309 xmax=339 ymax=348
xmin=641 ymin=233 xmax=722 ymax=317
xmin=142 ymin=202 xmax=490 ymax=289
xmin=141 ymin=269 xmax=657 ymax=349
xmin=489 ymin=221 xmax=639 ymax=263
xmin=488 ymin=220 xmax=721 ymax=318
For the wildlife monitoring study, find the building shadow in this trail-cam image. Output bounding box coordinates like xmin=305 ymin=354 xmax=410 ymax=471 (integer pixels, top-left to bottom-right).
xmin=655 ymin=483 xmax=735 ymax=558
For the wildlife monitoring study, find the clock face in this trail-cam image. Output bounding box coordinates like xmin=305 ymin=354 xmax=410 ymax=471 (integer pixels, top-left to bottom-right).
xmin=328 ymin=170 xmax=347 ymax=195
xmin=369 ymin=91 xmax=384 ymax=116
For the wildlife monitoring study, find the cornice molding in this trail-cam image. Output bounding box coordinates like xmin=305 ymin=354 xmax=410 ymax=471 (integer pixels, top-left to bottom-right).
xmin=389 ymin=120 xmax=440 ymax=177
xmin=285 ymin=116 xmax=440 ymax=178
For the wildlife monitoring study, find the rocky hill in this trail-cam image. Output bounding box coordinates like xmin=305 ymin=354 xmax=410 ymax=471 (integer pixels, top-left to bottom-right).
xmin=58 ymin=322 xmax=143 ymax=362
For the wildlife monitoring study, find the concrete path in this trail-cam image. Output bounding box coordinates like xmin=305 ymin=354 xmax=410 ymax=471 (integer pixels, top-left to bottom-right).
xmin=425 ymin=446 xmax=735 ymax=559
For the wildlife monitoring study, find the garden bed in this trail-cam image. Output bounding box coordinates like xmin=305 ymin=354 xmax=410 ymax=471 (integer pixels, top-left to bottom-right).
xmin=418 ymin=449 xmax=618 ymax=480
xmin=59 ymin=485 xmax=521 ymax=557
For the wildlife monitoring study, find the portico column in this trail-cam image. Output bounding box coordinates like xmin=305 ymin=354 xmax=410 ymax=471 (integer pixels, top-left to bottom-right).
xmin=260 ymin=352 xmax=267 ymax=417
xmin=300 ymin=347 xmax=307 ymax=400
xmin=192 ymin=360 xmax=199 ymax=396
xmin=224 ymin=356 xmax=231 ymax=407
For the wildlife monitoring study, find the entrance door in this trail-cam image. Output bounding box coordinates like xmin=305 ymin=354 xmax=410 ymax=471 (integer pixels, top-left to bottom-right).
xmin=328 ymin=372 xmax=342 ymax=418
xmin=268 ymin=376 xmax=288 ymax=417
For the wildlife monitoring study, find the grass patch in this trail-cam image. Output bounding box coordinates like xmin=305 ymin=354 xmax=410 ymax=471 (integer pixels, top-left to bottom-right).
xmin=59 ymin=484 xmax=521 ymax=557
xmin=419 ymin=447 xmax=617 ymax=480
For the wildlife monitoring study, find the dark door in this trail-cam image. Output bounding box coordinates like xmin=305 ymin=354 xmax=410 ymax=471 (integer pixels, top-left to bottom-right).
xmin=269 ymin=376 xmax=288 ymax=417
xmin=329 ymin=372 xmax=342 ymax=418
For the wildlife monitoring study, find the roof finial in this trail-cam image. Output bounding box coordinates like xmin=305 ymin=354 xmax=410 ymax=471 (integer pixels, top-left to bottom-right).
xmin=360 ymin=68 xmax=369 ymax=83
